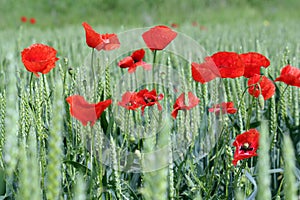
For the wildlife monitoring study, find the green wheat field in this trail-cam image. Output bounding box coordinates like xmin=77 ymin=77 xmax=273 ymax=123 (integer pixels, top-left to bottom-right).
xmin=0 ymin=0 xmax=300 ymax=199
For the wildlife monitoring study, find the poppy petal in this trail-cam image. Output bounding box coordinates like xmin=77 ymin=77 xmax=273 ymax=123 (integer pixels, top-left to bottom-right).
xmin=210 ymin=52 xmax=245 ymax=78
xmin=240 ymin=52 xmax=270 ymax=78
xmin=248 ymin=75 xmax=275 ymax=100
xmin=66 ymin=95 xmax=111 ymax=126
xmin=21 ymin=44 xmax=59 ymax=77
xmin=118 ymin=56 xmax=134 ymax=68
xmin=82 ymin=22 xmax=102 ymax=49
xmin=131 ymin=49 xmax=145 ymax=62
xmin=232 ymin=129 xmax=260 ymax=166
xmin=275 ymin=65 xmax=300 ymax=87
xmin=142 ymin=25 xmax=177 ymax=51
xmin=191 ymin=60 xmax=220 ymax=84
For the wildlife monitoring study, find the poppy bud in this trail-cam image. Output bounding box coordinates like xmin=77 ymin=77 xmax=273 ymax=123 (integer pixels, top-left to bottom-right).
xmin=68 ymin=67 xmax=74 ymax=76
xmin=129 ymin=135 xmax=135 ymax=143
xmin=258 ymin=94 xmax=264 ymax=109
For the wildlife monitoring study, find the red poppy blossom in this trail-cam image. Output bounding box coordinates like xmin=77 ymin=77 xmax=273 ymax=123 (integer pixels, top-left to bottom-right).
xmin=21 ymin=44 xmax=59 ymax=77
xmin=66 ymin=95 xmax=112 ymax=126
xmin=118 ymin=49 xmax=151 ymax=73
xmin=191 ymin=58 xmax=221 ymax=84
xmin=171 ymin=92 xmax=200 ymax=119
xmin=240 ymin=52 xmax=270 ymax=78
xmin=210 ymin=52 xmax=245 ymax=78
xmin=171 ymin=23 xmax=179 ymax=28
xmin=135 ymin=89 xmax=164 ymax=115
xmin=142 ymin=25 xmax=177 ymax=51
xmin=232 ymin=129 xmax=260 ymax=166
xmin=30 ymin=18 xmax=36 ymax=24
xmin=275 ymin=65 xmax=300 ymax=87
xmin=118 ymin=91 xmax=140 ymax=110
xmin=82 ymin=22 xmax=120 ymax=51
xmin=248 ymin=74 xmax=275 ymax=100
xmin=208 ymin=102 xmax=237 ymax=115
xmin=192 ymin=21 xmax=198 ymax=27
xmin=21 ymin=16 xmax=27 ymax=23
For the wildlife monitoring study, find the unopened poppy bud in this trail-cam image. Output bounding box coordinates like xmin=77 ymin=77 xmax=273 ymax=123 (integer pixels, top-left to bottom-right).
xmin=68 ymin=67 xmax=73 ymax=76
xmin=129 ymin=135 xmax=135 ymax=143
xmin=258 ymin=94 xmax=264 ymax=109
xmin=63 ymin=57 xmax=68 ymax=65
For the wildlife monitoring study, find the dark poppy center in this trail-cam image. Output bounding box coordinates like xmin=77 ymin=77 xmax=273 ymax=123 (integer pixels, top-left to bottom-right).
xmin=144 ymin=97 xmax=155 ymax=103
xmin=240 ymin=142 xmax=253 ymax=152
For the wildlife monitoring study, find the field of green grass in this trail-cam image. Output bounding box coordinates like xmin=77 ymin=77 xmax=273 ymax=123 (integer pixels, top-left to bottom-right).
xmin=0 ymin=0 xmax=300 ymax=199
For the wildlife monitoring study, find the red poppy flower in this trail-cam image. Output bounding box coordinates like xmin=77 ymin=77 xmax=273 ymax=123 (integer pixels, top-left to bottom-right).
xmin=248 ymin=74 xmax=275 ymax=100
xmin=118 ymin=49 xmax=151 ymax=73
xmin=191 ymin=58 xmax=221 ymax=84
xmin=21 ymin=44 xmax=59 ymax=77
xmin=118 ymin=91 xmax=140 ymax=110
xmin=171 ymin=23 xmax=179 ymax=28
xmin=232 ymin=129 xmax=260 ymax=166
xmin=208 ymin=102 xmax=237 ymax=115
xmin=82 ymin=22 xmax=120 ymax=51
xmin=171 ymin=92 xmax=200 ymax=119
xmin=209 ymin=52 xmax=245 ymax=78
xmin=192 ymin=21 xmax=198 ymax=27
xmin=240 ymin=52 xmax=270 ymax=78
xmin=142 ymin=25 xmax=177 ymax=51
xmin=135 ymin=89 xmax=164 ymax=115
xmin=275 ymin=65 xmax=300 ymax=87
xmin=30 ymin=18 xmax=36 ymax=24
xmin=66 ymin=95 xmax=112 ymax=126
xmin=21 ymin=16 xmax=27 ymax=23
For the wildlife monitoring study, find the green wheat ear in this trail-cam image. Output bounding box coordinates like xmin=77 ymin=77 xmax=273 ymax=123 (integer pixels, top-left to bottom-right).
xmin=257 ymin=120 xmax=271 ymax=200
xmin=283 ymin=134 xmax=297 ymax=200
xmin=0 ymin=92 xmax=6 ymax=159
xmin=4 ymin=59 xmax=19 ymax=194
xmin=17 ymin=127 xmax=41 ymax=200
xmin=73 ymin=174 xmax=86 ymax=200
xmin=46 ymin=78 xmax=63 ymax=200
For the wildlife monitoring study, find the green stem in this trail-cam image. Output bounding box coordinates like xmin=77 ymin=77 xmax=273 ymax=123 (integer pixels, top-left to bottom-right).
xmin=91 ymin=48 xmax=95 ymax=86
xmin=245 ymin=96 xmax=255 ymax=130
xmin=152 ymin=50 xmax=157 ymax=89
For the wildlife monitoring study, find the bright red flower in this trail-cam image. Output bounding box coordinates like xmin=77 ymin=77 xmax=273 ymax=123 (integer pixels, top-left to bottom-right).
xmin=82 ymin=22 xmax=120 ymax=51
xmin=248 ymin=74 xmax=275 ymax=100
xmin=118 ymin=91 xmax=140 ymax=110
xmin=232 ymin=129 xmax=260 ymax=166
xmin=118 ymin=49 xmax=151 ymax=73
xmin=66 ymin=95 xmax=112 ymax=126
xmin=240 ymin=52 xmax=270 ymax=78
xmin=275 ymin=65 xmax=300 ymax=87
xmin=171 ymin=23 xmax=179 ymax=28
xmin=210 ymin=52 xmax=245 ymax=78
xmin=142 ymin=25 xmax=177 ymax=51
xmin=191 ymin=58 xmax=221 ymax=84
xmin=135 ymin=89 xmax=164 ymax=115
xmin=21 ymin=16 xmax=27 ymax=23
xmin=171 ymin=92 xmax=200 ymax=119
xmin=208 ymin=102 xmax=237 ymax=115
xmin=21 ymin=44 xmax=59 ymax=77
xmin=30 ymin=18 xmax=36 ymax=24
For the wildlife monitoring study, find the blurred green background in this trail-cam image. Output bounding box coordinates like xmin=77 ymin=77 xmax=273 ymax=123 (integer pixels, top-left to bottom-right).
xmin=1 ymin=0 xmax=300 ymax=29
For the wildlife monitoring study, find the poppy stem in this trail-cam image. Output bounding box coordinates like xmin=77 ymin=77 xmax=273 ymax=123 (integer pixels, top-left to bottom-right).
xmin=29 ymin=72 xmax=33 ymax=97
xmin=245 ymin=96 xmax=255 ymax=130
xmin=152 ymin=50 xmax=157 ymax=89
xmin=91 ymin=48 xmax=95 ymax=86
